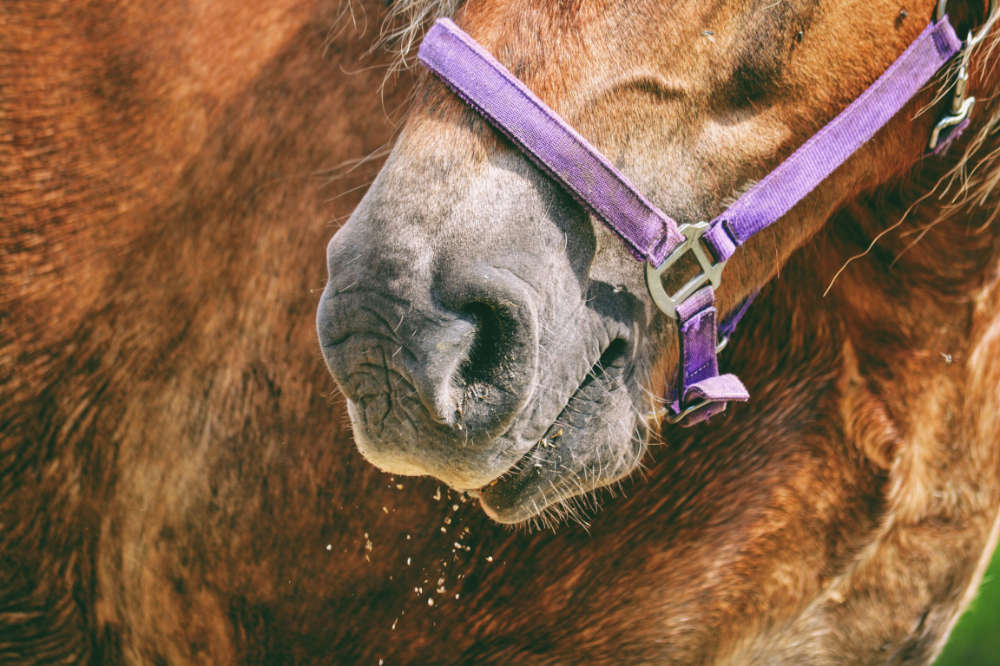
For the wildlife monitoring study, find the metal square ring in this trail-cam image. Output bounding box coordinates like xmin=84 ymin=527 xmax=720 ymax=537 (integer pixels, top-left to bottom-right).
xmin=644 ymin=222 xmax=727 ymax=319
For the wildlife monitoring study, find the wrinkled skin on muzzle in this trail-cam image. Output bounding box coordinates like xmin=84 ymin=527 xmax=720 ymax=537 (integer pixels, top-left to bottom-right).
xmin=318 ymin=118 xmax=659 ymax=522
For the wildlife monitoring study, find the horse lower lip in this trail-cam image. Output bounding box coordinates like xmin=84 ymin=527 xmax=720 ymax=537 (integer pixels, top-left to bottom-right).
xmin=474 ymin=339 xmax=632 ymax=521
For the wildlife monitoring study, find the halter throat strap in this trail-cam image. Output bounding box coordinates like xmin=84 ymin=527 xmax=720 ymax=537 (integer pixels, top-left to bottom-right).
xmin=418 ymin=16 xmax=966 ymax=426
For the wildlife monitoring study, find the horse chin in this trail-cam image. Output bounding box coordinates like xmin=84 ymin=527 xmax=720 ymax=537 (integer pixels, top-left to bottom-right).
xmin=475 ymin=341 xmax=647 ymax=525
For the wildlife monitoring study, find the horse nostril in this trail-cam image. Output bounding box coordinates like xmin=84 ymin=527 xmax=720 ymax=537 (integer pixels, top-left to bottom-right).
xmin=447 ymin=299 xmax=532 ymax=435
xmin=458 ymin=302 xmax=514 ymax=392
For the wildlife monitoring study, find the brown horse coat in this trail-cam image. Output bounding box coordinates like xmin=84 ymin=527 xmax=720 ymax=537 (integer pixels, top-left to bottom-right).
xmin=3 ymin=0 xmax=999 ymax=663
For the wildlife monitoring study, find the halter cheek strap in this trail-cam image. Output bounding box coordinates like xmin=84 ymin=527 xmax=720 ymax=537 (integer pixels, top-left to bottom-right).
xmin=418 ymin=15 xmax=969 ymax=426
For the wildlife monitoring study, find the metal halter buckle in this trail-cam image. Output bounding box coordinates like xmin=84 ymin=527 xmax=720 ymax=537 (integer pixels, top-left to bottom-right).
xmin=929 ymin=0 xmax=999 ymax=150
xmin=644 ymin=222 xmax=726 ymax=320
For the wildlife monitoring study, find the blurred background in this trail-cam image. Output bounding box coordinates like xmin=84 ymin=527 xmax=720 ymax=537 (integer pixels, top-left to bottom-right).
xmin=937 ymin=550 xmax=1000 ymax=664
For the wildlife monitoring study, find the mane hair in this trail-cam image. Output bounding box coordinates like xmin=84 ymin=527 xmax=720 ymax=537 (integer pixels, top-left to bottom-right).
xmin=374 ymin=0 xmax=465 ymax=72
xmin=931 ymin=16 xmax=1000 ymax=228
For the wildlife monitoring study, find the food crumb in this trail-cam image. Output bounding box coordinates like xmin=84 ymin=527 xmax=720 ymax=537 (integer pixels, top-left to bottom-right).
xmin=396 ymin=483 xmax=404 ymax=490
xmin=406 ymin=557 xmax=411 ymax=566
xmin=326 ymin=544 xmax=332 ymax=551
xmin=427 ymin=597 xmax=434 ymax=606
xmin=433 ymin=487 xmax=442 ymax=501
xmin=486 ymin=556 xmax=494 ymax=563
xmin=382 ymin=506 xmax=389 ymax=514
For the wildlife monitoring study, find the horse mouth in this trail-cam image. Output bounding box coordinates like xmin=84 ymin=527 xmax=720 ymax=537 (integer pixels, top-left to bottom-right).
xmin=474 ymin=338 xmax=645 ymax=525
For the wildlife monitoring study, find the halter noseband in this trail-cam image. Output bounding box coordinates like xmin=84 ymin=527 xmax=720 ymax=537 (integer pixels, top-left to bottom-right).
xmin=417 ymin=4 xmax=993 ymax=426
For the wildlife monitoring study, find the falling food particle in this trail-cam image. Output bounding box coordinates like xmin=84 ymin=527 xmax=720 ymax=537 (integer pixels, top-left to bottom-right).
xmin=440 ymin=527 xmax=447 ymax=534
xmin=427 ymin=598 xmax=434 ymax=607
xmin=405 ymin=534 xmax=411 ymax=540
xmin=326 ymin=544 xmax=332 ymax=551
xmin=486 ymin=556 xmax=494 ymax=563
xmin=379 ymin=660 xmax=384 ymax=666
xmin=452 ymin=504 xmax=459 ymax=512
xmin=455 ymin=593 xmax=460 ymax=600
xmin=392 ymin=619 xmax=398 ymax=631
xmin=406 ymin=557 xmax=411 ymax=566
xmin=382 ymin=506 xmax=389 ymax=514
xmin=444 ymin=517 xmax=452 ymax=525
xmin=396 ymin=484 xmax=404 ymax=490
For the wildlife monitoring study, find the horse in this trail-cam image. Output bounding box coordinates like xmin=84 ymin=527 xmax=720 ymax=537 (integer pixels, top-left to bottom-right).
xmin=2 ymin=0 xmax=997 ymax=664
xmin=318 ymin=0 xmax=1000 ymax=661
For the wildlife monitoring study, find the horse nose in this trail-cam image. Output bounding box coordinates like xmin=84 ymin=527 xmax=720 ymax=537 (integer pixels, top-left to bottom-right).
xmin=318 ymin=240 xmax=539 ymax=450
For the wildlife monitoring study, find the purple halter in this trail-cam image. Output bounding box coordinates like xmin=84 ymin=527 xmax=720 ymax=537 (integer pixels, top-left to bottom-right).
xmin=418 ymin=10 xmax=978 ymax=426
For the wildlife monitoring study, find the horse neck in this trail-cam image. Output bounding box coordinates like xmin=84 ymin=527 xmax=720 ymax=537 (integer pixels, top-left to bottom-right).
xmin=783 ymin=122 xmax=1000 ymax=470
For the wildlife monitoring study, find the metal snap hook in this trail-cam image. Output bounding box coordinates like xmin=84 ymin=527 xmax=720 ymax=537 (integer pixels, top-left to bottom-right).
xmin=929 ymin=0 xmax=997 ymax=150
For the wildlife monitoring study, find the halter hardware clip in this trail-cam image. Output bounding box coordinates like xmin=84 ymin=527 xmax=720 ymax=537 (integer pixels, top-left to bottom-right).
xmin=644 ymin=222 xmax=726 ymax=320
xmin=929 ymin=39 xmax=976 ymax=150
xmin=929 ymin=0 xmax=998 ymax=150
